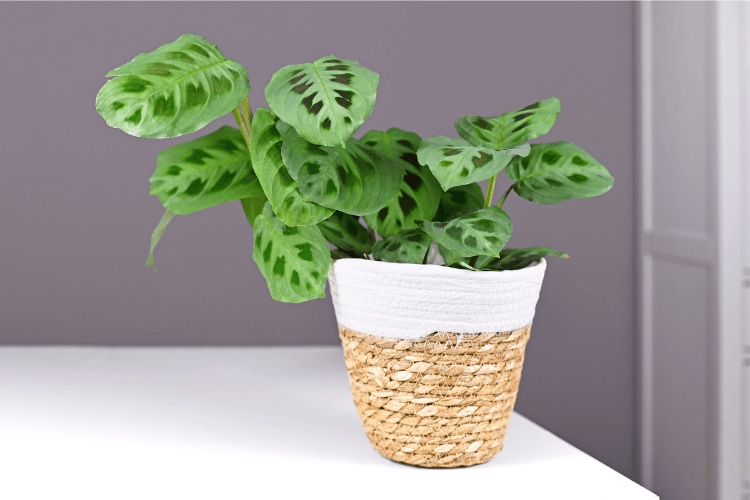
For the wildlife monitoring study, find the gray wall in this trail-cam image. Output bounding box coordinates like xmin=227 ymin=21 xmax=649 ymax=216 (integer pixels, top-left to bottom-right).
xmin=0 ymin=2 xmax=636 ymax=479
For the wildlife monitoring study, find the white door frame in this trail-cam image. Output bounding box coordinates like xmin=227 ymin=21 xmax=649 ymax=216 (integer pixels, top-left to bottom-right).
xmin=637 ymin=3 xmax=744 ymax=499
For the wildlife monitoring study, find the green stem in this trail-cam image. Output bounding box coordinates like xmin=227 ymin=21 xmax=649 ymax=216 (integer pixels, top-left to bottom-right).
xmin=484 ymin=175 xmax=497 ymax=208
xmin=497 ymin=184 xmax=514 ymax=209
xmin=233 ymin=96 xmax=253 ymax=154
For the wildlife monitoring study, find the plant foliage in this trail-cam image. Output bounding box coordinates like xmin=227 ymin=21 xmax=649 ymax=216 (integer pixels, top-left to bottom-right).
xmin=98 ymin=35 xmax=615 ymax=303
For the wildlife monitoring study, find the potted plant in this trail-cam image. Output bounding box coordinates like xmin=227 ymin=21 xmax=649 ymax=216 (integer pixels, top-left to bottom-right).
xmin=96 ymin=34 xmax=614 ymax=468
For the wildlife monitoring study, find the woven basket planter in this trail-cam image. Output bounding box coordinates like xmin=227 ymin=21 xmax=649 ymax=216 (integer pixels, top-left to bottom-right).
xmin=329 ymin=258 xmax=546 ymax=468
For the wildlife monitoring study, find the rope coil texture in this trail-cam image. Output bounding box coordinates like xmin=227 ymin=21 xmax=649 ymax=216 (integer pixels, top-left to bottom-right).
xmin=339 ymin=323 xmax=531 ymax=468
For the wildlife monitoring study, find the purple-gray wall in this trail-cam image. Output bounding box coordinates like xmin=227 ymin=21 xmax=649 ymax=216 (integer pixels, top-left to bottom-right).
xmin=0 ymin=2 xmax=636 ymax=479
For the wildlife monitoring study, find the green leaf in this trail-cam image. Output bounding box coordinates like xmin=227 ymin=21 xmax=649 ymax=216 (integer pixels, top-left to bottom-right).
xmin=149 ymin=126 xmax=263 ymax=215
xmin=96 ymin=34 xmax=250 ymax=139
xmin=372 ymin=228 xmax=432 ymax=264
xmin=455 ymin=97 xmax=561 ymax=149
xmin=240 ymin=195 xmax=267 ymax=227
xmin=421 ymin=206 xmax=512 ymax=257
xmin=506 ymin=142 xmax=614 ymax=204
xmin=317 ymin=211 xmax=373 ymax=255
xmin=277 ymin=121 xmax=404 ymax=216
xmin=146 ymin=209 xmax=175 ymax=269
xmin=433 ymin=183 xmax=484 ymax=222
xmin=265 ymin=55 xmax=379 ymax=147
xmin=360 ymin=128 xmax=442 ymax=238
xmin=250 ymin=108 xmax=333 ymax=226
xmin=475 ymin=246 xmax=569 ymax=271
xmin=252 ymin=202 xmax=330 ymax=303
xmin=417 ymin=135 xmax=529 ymax=191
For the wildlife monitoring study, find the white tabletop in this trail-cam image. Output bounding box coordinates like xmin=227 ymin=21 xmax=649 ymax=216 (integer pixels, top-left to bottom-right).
xmin=0 ymin=346 xmax=656 ymax=500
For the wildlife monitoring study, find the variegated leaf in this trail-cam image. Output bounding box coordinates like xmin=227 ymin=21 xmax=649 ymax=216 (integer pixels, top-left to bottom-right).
xmin=240 ymin=195 xmax=267 ymax=227
xmin=317 ymin=211 xmax=373 ymax=255
xmin=149 ymin=126 xmax=263 ymax=215
xmin=506 ymin=142 xmax=614 ymax=204
xmin=252 ymin=202 xmax=330 ymax=303
xmin=421 ymin=206 xmax=512 ymax=257
xmin=265 ymin=55 xmax=379 ymax=147
xmin=250 ymin=108 xmax=333 ymax=226
xmin=277 ymin=121 xmax=404 ymax=216
xmin=455 ymin=97 xmax=561 ymax=149
xmin=360 ymin=128 xmax=442 ymax=238
xmin=432 ymin=183 xmax=485 ymax=223
xmin=372 ymin=228 xmax=432 ymax=264
xmin=417 ymin=136 xmax=529 ymax=191
xmin=96 ymin=34 xmax=250 ymax=138
xmin=475 ymin=246 xmax=569 ymax=271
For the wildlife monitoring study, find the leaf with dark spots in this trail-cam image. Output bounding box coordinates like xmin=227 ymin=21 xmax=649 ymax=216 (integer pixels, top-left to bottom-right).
xmin=278 ymin=122 xmax=403 ymax=216
xmin=317 ymin=211 xmax=373 ymax=254
xmin=360 ymin=128 xmax=441 ymax=238
xmin=253 ymin=202 xmax=330 ymax=303
xmin=476 ymin=246 xmax=569 ymax=271
xmin=421 ymin=206 xmax=512 ymax=257
xmin=506 ymin=141 xmax=613 ymax=204
xmin=372 ymin=228 xmax=431 ymax=264
xmin=290 ymin=74 xmax=306 ymax=85
xmin=321 ymin=118 xmax=332 ymax=130
xmin=364 ymin=140 xmax=377 ymax=146
xmin=265 ymin=55 xmax=379 ymax=147
xmin=418 ymin=135 xmax=529 ymax=190
xmin=150 ymin=126 xmax=262 ymax=215
xmin=97 ymin=34 xmax=250 ymax=138
xmin=455 ymin=97 xmax=560 ymax=149
xmin=378 ymin=207 xmax=389 ymax=221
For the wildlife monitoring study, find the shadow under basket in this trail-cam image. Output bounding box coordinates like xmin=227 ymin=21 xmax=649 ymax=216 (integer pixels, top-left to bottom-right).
xmin=339 ymin=323 xmax=532 ymax=468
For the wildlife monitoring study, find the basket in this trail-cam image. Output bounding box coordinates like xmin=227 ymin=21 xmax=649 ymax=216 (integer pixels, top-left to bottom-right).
xmin=339 ymin=324 xmax=531 ymax=467
xmin=329 ymin=258 xmax=545 ymax=468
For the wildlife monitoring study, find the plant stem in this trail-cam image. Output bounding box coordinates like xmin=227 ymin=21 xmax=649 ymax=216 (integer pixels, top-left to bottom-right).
xmin=497 ymin=184 xmax=514 ymax=209
xmin=233 ymin=96 xmax=253 ymax=154
xmin=484 ymin=174 xmax=497 ymax=208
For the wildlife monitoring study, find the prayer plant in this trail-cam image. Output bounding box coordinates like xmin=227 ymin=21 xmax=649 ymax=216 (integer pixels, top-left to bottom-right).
xmin=96 ymin=34 xmax=614 ymax=303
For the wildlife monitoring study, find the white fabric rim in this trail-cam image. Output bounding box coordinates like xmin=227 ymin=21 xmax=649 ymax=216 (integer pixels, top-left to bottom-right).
xmin=328 ymin=258 xmax=546 ymax=340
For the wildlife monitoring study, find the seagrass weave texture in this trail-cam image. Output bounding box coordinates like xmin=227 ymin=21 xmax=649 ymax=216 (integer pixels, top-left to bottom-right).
xmin=339 ymin=323 xmax=531 ymax=468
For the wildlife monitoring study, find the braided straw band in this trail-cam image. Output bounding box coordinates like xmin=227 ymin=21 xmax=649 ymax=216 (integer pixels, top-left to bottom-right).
xmin=339 ymin=323 xmax=531 ymax=468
